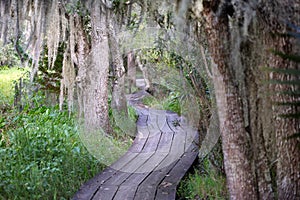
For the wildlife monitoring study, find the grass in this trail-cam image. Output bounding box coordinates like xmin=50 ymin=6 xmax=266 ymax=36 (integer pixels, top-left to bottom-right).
xmin=0 ymin=67 xmax=104 ymax=199
xmin=0 ymin=105 xmax=103 ymax=199
xmin=142 ymin=91 xmax=181 ymax=114
xmin=0 ymin=67 xmax=28 ymax=105
xmin=177 ymin=158 xmax=228 ymax=200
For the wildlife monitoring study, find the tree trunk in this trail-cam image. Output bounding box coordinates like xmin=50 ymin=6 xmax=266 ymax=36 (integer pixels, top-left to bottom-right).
xmin=202 ymin=3 xmax=258 ymax=198
xmin=127 ymin=51 xmax=136 ymax=93
xmin=257 ymin=2 xmax=300 ymax=198
xmin=108 ymin=16 xmax=128 ymax=117
xmin=136 ymin=51 xmax=152 ymax=92
xmin=82 ymin=1 xmax=110 ymax=132
xmin=199 ymin=0 xmax=300 ymax=199
xmin=0 ymin=0 xmax=9 ymax=45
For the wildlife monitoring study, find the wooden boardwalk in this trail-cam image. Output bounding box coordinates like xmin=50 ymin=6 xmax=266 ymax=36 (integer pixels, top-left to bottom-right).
xmin=73 ymin=91 xmax=199 ymax=200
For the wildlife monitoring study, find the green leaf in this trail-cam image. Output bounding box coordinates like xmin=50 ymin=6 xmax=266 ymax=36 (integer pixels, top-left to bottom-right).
xmin=274 ymin=101 xmax=300 ymax=106
xmin=271 ymin=50 xmax=300 ymax=63
xmin=267 ymin=79 xmax=300 ymax=85
xmin=263 ymin=67 xmax=300 ymax=75
xmin=287 ymin=132 xmax=300 ymax=139
xmin=279 ymin=113 xmax=300 ymax=118
xmin=278 ymin=90 xmax=300 ymax=97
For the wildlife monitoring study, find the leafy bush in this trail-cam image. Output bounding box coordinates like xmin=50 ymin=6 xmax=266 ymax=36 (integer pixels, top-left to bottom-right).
xmin=0 ymin=105 xmax=103 ymax=199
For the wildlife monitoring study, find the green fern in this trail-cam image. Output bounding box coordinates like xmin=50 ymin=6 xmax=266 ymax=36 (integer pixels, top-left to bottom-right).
xmin=269 ymin=23 xmax=300 ymax=140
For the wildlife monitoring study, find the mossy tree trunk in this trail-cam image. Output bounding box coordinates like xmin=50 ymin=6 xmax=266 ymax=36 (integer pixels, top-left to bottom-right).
xmin=82 ymin=1 xmax=110 ymax=132
xmin=108 ymin=16 xmax=128 ymax=117
xmin=198 ymin=0 xmax=299 ymax=199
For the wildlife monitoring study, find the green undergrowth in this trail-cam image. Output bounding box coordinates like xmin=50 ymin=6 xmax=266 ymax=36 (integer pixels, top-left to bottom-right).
xmin=177 ymin=158 xmax=228 ymax=200
xmin=0 ymin=67 xmax=28 ymax=106
xmin=142 ymin=91 xmax=181 ymax=114
xmin=0 ymin=105 xmax=103 ymax=199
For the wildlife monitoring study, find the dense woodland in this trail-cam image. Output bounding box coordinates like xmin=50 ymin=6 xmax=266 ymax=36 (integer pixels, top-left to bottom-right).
xmin=0 ymin=0 xmax=299 ymax=199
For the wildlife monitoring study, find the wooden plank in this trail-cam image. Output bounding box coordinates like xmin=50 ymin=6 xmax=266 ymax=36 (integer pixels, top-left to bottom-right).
xmin=119 ymin=152 xmax=169 ymax=187
xmin=163 ymin=129 xmax=186 ymax=163
xmin=155 ymin=151 xmax=198 ymax=200
xmin=136 ymin=114 xmax=148 ymax=126
xmin=92 ymin=185 xmax=119 ymax=200
xmin=120 ymin=172 xmax=149 ymax=187
xmin=120 ymin=131 xmax=173 ymax=187
xmin=73 ymin=96 xmax=200 ymax=200
xmin=166 ymin=114 xmax=182 ymax=132
xmin=133 ymin=128 xmax=187 ymax=200
xmin=110 ymin=151 xmax=139 ymax=171
xmin=104 ymin=152 xmax=154 ymax=186
xmin=135 ymin=151 xmax=169 ymax=173
xmin=156 ymin=132 xmax=174 ymax=153
xmin=119 ymin=131 xmax=173 ymax=187
xmin=102 ymin=171 xmax=133 ymax=186
xmin=134 ymin=184 xmax=157 ymax=200
xmin=113 ymin=186 xmax=138 ymax=200
xmin=147 ymin=120 xmax=160 ymax=136
xmin=139 ymin=128 xmax=186 ymax=177
xmin=147 ymin=110 xmax=165 ymax=135
xmin=155 ymin=186 xmax=177 ymax=200
xmin=185 ymin=128 xmax=199 ymax=152
xmin=141 ymin=131 xmax=161 ymax=153
xmin=128 ymin=137 xmax=148 ymax=153
xmin=72 ymin=167 xmax=117 ymax=200
xmin=121 ymin=152 xmax=154 ymax=173
xmin=155 ymin=110 xmax=168 ymax=132
xmin=159 ymin=114 xmax=174 ymax=133
xmin=128 ymin=125 xmax=149 ymax=153
xmin=133 ymin=163 xmax=177 ymax=200
xmin=103 ymin=119 xmax=160 ymax=186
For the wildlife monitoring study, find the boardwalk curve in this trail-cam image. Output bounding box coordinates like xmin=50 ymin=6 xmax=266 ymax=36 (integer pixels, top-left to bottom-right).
xmin=73 ymin=90 xmax=199 ymax=200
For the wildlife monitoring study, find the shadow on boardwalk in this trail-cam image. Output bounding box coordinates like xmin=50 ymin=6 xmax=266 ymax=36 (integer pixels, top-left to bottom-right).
xmin=73 ymin=90 xmax=199 ymax=200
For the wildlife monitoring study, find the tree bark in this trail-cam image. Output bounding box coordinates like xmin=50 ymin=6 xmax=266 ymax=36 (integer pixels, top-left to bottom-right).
xmin=108 ymin=16 xmax=128 ymax=116
xmin=127 ymin=51 xmax=136 ymax=93
xmin=199 ymin=0 xmax=300 ymax=199
xmin=200 ymin=1 xmax=275 ymax=199
xmin=257 ymin=1 xmax=300 ymax=198
xmin=136 ymin=51 xmax=152 ymax=92
xmin=82 ymin=1 xmax=110 ymax=132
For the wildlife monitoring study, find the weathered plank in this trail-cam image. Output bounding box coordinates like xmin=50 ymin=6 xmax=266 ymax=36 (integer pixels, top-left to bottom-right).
xmin=141 ymin=131 xmax=161 ymax=153
xmin=73 ymin=90 xmax=199 ymax=200
xmin=156 ymin=132 xmax=174 ymax=153
xmin=93 ymin=185 xmax=118 ymax=200
xmin=72 ymin=167 xmax=117 ymax=200
xmin=133 ymin=163 xmax=177 ymax=200
xmin=155 ymin=151 xmax=198 ymax=200
xmin=113 ymin=185 xmax=138 ymax=200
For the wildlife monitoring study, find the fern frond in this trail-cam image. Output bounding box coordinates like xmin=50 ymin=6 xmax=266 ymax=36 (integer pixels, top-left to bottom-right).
xmin=274 ymin=101 xmax=300 ymax=106
xmin=287 ymin=132 xmax=300 ymax=139
xmin=268 ymin=79 xmax=300 ymax=85
xmin=271 ymin=50 xmax=300 ymax=63
xmin=279 ymin=113 xmax=300 ymax=118
xmin=278 ymin=90 xmax=300 ymax=97
xmin=263 ymin=67 xmax=300 ymax=75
